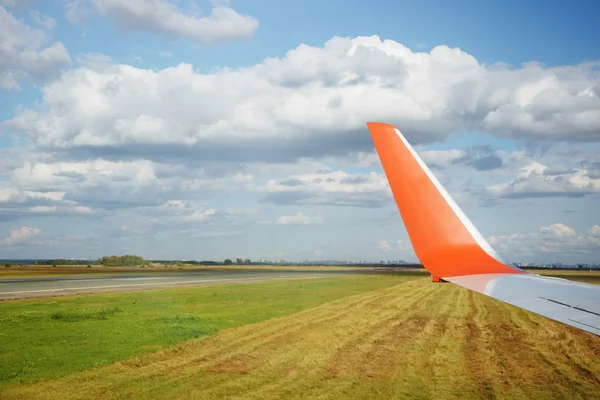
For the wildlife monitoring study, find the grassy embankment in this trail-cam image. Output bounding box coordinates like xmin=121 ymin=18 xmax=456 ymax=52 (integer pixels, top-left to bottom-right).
xmin=2 ymin=271 xmax=600 ymax=399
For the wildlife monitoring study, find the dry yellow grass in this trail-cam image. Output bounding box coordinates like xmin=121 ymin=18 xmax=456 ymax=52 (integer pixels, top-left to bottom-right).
xmin=4 ymin=278 xmax=599 ymax=400
xmin=534 ymin=269 xmax=600 ymax=285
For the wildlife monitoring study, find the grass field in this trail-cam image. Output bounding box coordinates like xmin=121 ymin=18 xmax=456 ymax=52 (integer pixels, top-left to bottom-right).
xmin=1 ymin=271 xmax=599 ymax=399
xmin=0 ymin=273 xmax=411 ymax=392
xmin=533 ymin=269 xmax=600 ymax=284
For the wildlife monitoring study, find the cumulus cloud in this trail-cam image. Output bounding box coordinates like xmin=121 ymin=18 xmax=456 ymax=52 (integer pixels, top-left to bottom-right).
xmin=377 ymin=239 xmax=406 ymax=252
xmin=13 ymin=159 xmax=159 ymax=191
xmin=158 ymin=200 xmax=216 ymax=223
xmin=261 ymin=170 xmax=392 ymax=208
xmin=0 ymin=6 xmax=71 ymax=91
xmin=112 ymin=200 xmax=261 ymax=239
xmin=1 ymin=226 xmax=41 ymax=245
xmin=377 ymin=240 xmax=391 ymax=251
xmin=488 ymin=159 xmax=600 ymax=199
xmin=2 ymin=34 xmax=600 ymax=261
xmin=588 ymin=225 xmax=600 ymax=237
xmin=9 ymin=159 xmax=171 ymax=209
xmin=482 ymin=65 xmax=600 ymax=141
xmin=418 ymin=149 xmax=465 ymax=168
xmin=0 ymin=184 xmax=92 ymax=220
xmin=1 ymin=130 xmax=266 ymax=222
xmin=6 ymin=35 xmax=599 ymax=171
xmin=30 ymin=10 xmax=56 ymax=29
xmin=539 ymin=223 xmax=576 ymax=237
xmin=487 ymin=223 xmax=600 ymax=261
xmin=4 ymin=157 xmax=248 ymax=213
xmin=65 ymin=0 xmax=258 ymax=43
xmin=275 ymin=212 xmax=323 ymax=225
xmin=416 ymin=146 xmax=506 ymax=171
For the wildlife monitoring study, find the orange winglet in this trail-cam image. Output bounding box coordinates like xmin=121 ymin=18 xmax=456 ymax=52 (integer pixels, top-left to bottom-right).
xmin=367 ymin=122 xmax=526 ymax=279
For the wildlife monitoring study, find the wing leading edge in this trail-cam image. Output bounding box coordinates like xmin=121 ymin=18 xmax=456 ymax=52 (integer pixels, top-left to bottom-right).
xmin=366 ymin=122 xmax=600 ymax=336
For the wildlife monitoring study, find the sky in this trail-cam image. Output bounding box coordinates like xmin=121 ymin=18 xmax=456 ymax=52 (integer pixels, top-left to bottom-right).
xmin=1 ymin=0 xmax=599 ymax=264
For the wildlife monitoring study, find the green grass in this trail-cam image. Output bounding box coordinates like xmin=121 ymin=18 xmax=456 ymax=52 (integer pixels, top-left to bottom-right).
xmin=0 ymin=273 xmax=416 ymax=391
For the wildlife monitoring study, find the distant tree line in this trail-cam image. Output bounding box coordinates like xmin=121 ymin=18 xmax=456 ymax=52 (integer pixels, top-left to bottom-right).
xmin=98 ymin=255 xmax=145 ymax=266
xmin=35 ymin=259 xmax=91 ymax=266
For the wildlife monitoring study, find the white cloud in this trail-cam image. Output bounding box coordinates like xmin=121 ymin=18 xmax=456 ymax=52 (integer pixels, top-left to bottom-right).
xmin=588 ymin=225 xmax=600 ymax=237
xmin=116 ymin=200 xmax=261 ymax=235
xmin=483 ymin=63 xmax=600 ymax=140
xmin=1 ymin=226 xmax=41 ymax=245
xmin=539 ymin=223 xmax=576 ymax=237
xmin=0 ymin=179 xmax=94 ymax=218
xmin=7 ymin=35 xmax=599 ymax=165
xmin=2 ymin=34 xmax=600 ymax=261
xmin=12 ymin=159 xmax=160 ymax=191
xmin=30 ymin=10 xmax=56 ymax=29
xmin=262 ymin=170 xmax=392 ymax=208
xmin=378 ymin=240 xmax=391 ymax=251
xmin=181 ymin=208 xmax=216 ymax=222
xmin=76 ymin=52 xmax=113 ymax=66
xmin=0 ymin=6 xmax=71 ymax=91
xmin=13 ymin=157 xmax=250 ymax=202
xmin=234 ymin=173 xmax=254 ymax=182
xmin=378 ymin=239 xmax=406 ymax=252
xmin=153 ymin=200 xmax=218 ymax=223
xmin=487 ymin=223 xmax=600 ymax=261
xmin=65 ymin=0 xmax=258 ymax=43
xmin=488 ymin=160 xmax=600 ymax=198
xmin=275 ymin=212 xmax=322 ymax=225
xmin=2 ymin=158 xmax=222 ymax=218
xmin=419 ymin=149 xmax=465 ymax=166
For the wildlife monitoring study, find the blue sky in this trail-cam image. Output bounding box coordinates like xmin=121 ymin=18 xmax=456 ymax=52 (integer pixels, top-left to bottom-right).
xmin=1 ymin=0 xmax=599 ymax=263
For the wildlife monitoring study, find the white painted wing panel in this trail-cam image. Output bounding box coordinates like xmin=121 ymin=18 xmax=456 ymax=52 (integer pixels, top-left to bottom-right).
xmin=445 ymin=273 xmax=600 ymax=336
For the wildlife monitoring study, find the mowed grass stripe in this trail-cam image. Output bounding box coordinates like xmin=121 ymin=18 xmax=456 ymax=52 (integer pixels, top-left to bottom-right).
xmin=0 ymin=273 xmax=416 ymax=391
xmin=463 ymin=286 xmax=600 ymax=400
xmin=203 ymin=279 xmax=437 ymax=365
xmin=4 ymin=278 xmax=600 ymax=400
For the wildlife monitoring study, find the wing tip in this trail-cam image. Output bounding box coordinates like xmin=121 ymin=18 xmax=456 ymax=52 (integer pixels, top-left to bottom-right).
xmin=366 ymin=121 xmax=397 ymax=130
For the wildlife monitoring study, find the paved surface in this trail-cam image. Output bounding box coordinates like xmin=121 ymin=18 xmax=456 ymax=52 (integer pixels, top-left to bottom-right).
xmin=0 ymin=269 xmax=388 ymax=300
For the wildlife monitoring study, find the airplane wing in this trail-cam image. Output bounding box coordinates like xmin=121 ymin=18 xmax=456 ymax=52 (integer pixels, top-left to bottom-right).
xmin=366 ymin=122 xmax=600 ymax=336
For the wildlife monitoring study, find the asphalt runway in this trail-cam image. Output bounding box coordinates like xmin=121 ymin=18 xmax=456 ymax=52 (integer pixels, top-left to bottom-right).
xmin=0 ymin=269 xmax=393 ymax=300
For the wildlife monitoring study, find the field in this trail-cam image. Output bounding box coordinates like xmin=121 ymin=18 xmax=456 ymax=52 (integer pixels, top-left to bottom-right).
xmin=1 ymin=271 xmax=599 ymax=399
xmin=532 ymin=268 xmax=600 ymax=284
xmin=0 ymin=274 xmax=409 ymax=390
